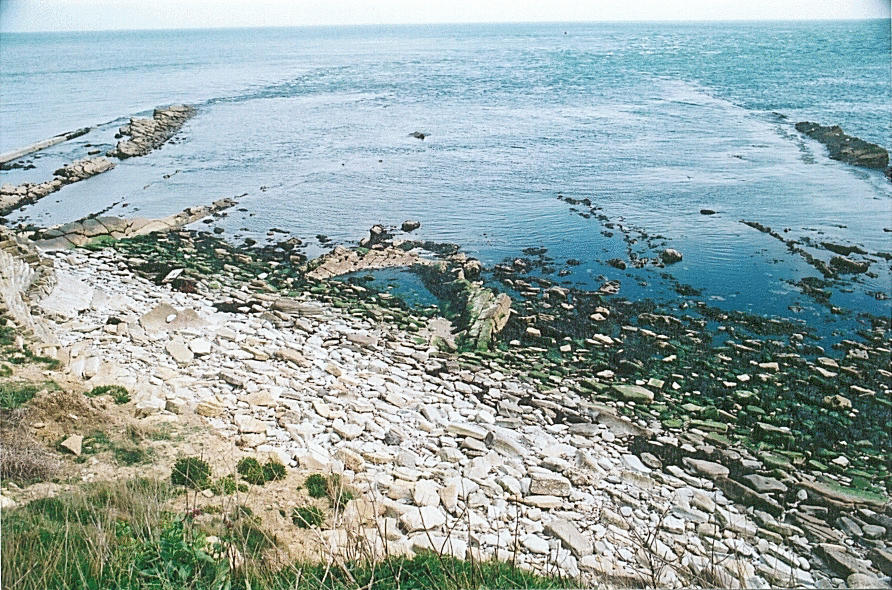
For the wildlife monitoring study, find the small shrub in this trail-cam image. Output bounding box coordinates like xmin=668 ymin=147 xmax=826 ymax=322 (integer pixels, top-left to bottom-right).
xmin=304 ymin=473 xmax=328 ymax=498
xmin=230 ymin=518 xmax=275 ymax=556
xmin=0 ymin=364 xmax=11 ymax=377
xmin=236 ymin=457 xmax=266 ymax=485
xmin=262 ymin=460 xmax=286 ymax=481
xmin=237 ymin=457 xmax=284 ymax=485
xmin=0 ymin=430 xmax=58 ymax=483
xmin=331 ymin=486 xmax=355 ymax=510
xmin=171 ymin=456 xmax=212 ymax=489
xmin=211 ymin=475 xmax=237 ymax=495
xmin=291 ymin=506 xmax=324 ymax=528
xmin=303 ymin=473 xmax=355 ymax=509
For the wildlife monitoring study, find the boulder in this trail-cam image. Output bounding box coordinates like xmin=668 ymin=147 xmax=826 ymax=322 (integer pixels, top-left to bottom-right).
xmin=611 ymin=383 xmax=654 ymax=403
xmin=60 ymin=434 xmax=83 ymax=456
xmin=661 ymin=249 xmax=683 ymax=264
xmin=544 ymin=518 xmax=593 ymax=557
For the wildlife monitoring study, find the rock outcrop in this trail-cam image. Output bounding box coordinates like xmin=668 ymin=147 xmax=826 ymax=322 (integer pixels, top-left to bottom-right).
xmin=109 ymin=104 xmax=196 ymax=159
xmin=0 ymin=157 xmax=115 ymax=216
xmin=30 ymin=198 xmax=237 ymax=250
xmin=795 ymin=122 xmax=890 ymax=173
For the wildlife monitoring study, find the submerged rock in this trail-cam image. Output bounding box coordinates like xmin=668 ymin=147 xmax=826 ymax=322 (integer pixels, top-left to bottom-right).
xmin=829 ymin=255 xmax=869 ymax=274
xmin=795 ymin=121 xmax=890 ymax=172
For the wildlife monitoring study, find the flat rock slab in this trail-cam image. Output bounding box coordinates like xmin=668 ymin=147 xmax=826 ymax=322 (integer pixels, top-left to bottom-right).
xmin=611 ymin=383 xmax=654 ymax=403
xmin=399 ymin=506 xmax=446 ymax=533
xmin=38 ymin=271 xmax=95 ymax=318
xmin=682 ymin=457 xmax=729 ymax=479
xmin=544 ymin=518 xmax=593 ymax=557
xmin=529 ymin=472 xmax=571 ymax=497
xmin=165 ymin=338 xmax=194 ymax=366
xmin=60 ymin=434 xmax=83 ymax=456
xmin=742 ymin=474 xmax=788 ymax=494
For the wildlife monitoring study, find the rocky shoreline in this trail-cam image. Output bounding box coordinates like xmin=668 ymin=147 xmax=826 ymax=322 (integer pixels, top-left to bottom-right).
xmin=1 ymin=215 xmax=890 ymax=588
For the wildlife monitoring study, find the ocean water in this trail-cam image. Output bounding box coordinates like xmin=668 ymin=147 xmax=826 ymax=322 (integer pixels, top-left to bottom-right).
xmin=1 ymin=21 xmax=890 ymax=335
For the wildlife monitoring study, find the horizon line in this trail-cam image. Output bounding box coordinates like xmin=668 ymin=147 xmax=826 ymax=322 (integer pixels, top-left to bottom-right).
xmin=2 ymin=15 xmax=888 ymax=35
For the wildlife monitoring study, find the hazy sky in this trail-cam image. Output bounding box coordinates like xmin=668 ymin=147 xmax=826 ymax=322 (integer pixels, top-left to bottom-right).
xmin=1 ymin=0 xmax=889 ymax=32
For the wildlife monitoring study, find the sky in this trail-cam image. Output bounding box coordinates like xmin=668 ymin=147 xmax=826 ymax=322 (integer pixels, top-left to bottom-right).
xmin=0 ymin=0 xmax=889 ymax=32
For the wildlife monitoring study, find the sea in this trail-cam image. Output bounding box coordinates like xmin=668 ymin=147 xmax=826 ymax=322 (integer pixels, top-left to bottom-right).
xmin=1 ymin=20 xmax=890 ymax=340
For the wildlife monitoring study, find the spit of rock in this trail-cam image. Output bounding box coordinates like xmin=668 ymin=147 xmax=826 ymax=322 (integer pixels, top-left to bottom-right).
xmin=795 ymin=122 xmax=890 ymax=172
xmin=0 ymin=157 xmax=115 ymax=216
xmin=110 ymin=104 xmax=196 ymax=159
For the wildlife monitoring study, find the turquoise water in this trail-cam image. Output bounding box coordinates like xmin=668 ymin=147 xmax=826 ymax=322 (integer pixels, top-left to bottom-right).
xmin=1 ymin=21 xmax=890 ymax=332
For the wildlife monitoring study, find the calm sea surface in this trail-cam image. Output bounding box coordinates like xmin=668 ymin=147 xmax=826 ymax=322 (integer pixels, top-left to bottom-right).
xmin=2 ymin=21 xmax=890 ymax=335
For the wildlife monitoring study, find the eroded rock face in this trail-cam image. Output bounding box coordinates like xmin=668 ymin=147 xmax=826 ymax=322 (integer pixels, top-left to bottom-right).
xmin=110 ymin=104 xmax=196 ymax=159
xmin=795 ymin=122 xmax=890 ymax=172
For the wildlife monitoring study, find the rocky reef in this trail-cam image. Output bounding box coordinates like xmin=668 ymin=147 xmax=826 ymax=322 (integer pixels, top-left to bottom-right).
xmin=0 ymin=157 xmax=115 ymax=216
xmin=0 ymin=104 xmax=197 ymax=218
xmin=109 ymin=104 xmax=196 ymax=159
xmin=795 ymin=122 xmax=890 ymax=175
xmin=25 ymin=198 xmax=237 ymax=250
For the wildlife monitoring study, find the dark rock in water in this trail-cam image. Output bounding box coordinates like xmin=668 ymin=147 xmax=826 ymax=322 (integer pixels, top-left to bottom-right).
xmin=661 ymin=248 xmax=683 ymax=264
xmin=409 ymin=131 xmax=427 ymax=140
xmin=795 ymin=121 xmax=890 ymax=171
xmin=829 ymin=255 xmax=869 ymax=274
xmin=401 ymin=220 xmax=421 ymax=232
xmin=821 ymin=242 xmax=866 ymax=256
xmin=566 ymin=258 xmax=581 ymax=266
xmin=700 ymin=209 xmax=716 ymax=215
xmin=359 ymin=224 xmax=391 ymax=247
xmin=607 ymin=258 xmax=626 ymax=270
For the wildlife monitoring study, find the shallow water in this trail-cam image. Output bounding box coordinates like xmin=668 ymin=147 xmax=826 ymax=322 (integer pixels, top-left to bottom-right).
xmin=2 ymin=21 xmax=890 ymax=337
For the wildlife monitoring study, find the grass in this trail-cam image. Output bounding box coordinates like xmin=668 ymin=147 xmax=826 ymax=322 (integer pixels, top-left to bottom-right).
xmin=86 ymin=384 xmax=132 ymax=404
xmin=291 ymin=505 xmax=325 ymax=528
xmin=304 ymin=473 xmax=329 ymax=498
xmin=303 ymin=473 xmax=354 ymax=509
xmin=2 ymin=475 xmax=566 ymax=589
xmin=0 ymin=380 xmax=57 ymax=410
xmin=238 ymin=457 xmax=286 ymax=486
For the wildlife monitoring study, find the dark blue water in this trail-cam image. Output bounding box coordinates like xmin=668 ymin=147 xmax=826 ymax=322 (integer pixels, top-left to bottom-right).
xmin=2 ymin=21 xmax=890 ymax=333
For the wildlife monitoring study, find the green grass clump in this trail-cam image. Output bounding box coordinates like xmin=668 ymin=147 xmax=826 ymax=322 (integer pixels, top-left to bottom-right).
xmin=303 ymin=473 xmax=354 ymax=509
xmin=238 ymin=457 xmax=286 ymax=485
xmin=170 ymin=456 xmax=212 ymax=490
xmin=237 ymin=457 xmax=266 ymax=485
xmin=86 ymin=385 xmax=131 ymax=404
xmin=114 ymin=445 xmax=150 ymax=466
xmin=0 ymin=381 xmax=47 ymax=410
xmin=291 ymin=506 xmax=324 ymax=529
xmin=3 ymin=474 xmax=565 ymax=590
xmin=304 ymin=473 xmax=328 ymax=498
xmin=262 ymin=460 xmax=286 ymax=482
xmin=212 ymin=475 xmax=238 ymax=495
